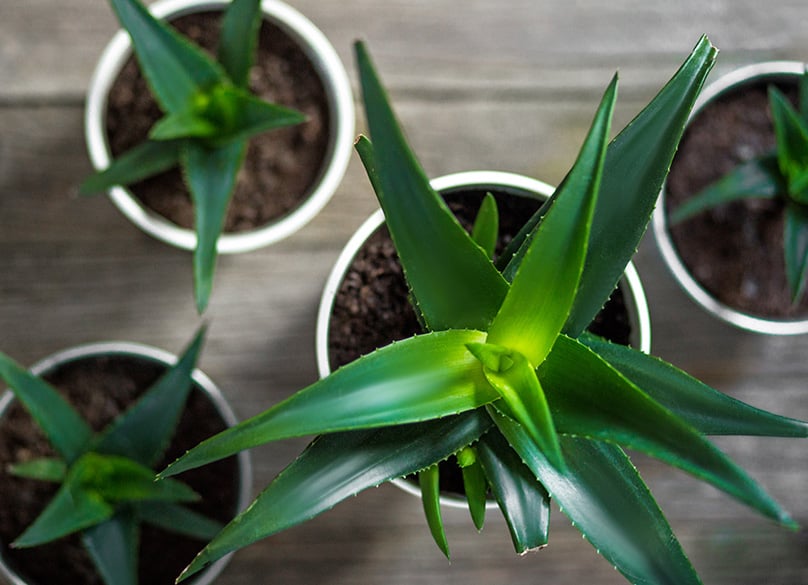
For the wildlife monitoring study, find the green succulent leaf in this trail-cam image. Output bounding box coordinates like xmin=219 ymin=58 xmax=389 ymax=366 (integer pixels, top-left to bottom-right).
xmin=770 ymin=85 xmax=808 ymax=204
xmin=82 ymin=513 xmax=139 ymax=585
xmin=476 ymin=429 xmax=550 ymax=554
xmin=669 ymin=153 xmax=782 ymax=224
xmin=149 ymin=109 xmax=219 ymax=141
xmin=581 ymin=334 xmax=808 ymax=437
xmin=217 ymin=0 xmax=262 ymax=88
xmin=177 ymin=411 xmax=492 ymax=582
xmin=94 ymin=328 xmax=205 ymax=466
xmin=79 ymin=140 xmax=182 ymax=195
xmin=183 ymin=139 xmax=247 ymax=313
xmin=800 ymin=69 xmax=808 ymax=121
xmin=161 ymin=329 xmax=493 ymax=479
xmin=419 ymin=464 xmax=450 ymax=558
xmin=8 ymin=458 xmax=67 ymax=483
xmin=355 ymin=41 xmax=508 ymax=331
xmin=784 ymin=201 xmax=808 ymax=303
xmin=136 ymin=502 xmax=223 ymax=540
xmin=471 ymin=193 xmax=499 ymax=259
xmin=542 ymin=335 xmax=796 ymax=527
xmin=491 ymin=408 xmax=702 ymax=585
xmin=0 ymin=352 xmax=92 ymax=464
xmin=456 ymin=446 xmax=487 ymax=531
xmin=494 ymin=75 xmax=615 ymax=365
xmin=108 ymin=0 xmax=225 ymax=114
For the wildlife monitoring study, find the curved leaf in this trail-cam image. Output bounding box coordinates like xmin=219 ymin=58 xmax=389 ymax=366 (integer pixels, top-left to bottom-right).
xmin=471 ymin=193 xmax=499 ymax=259
xmin=8 ymin=458 xmax=67 ymax=483
xmin=136 ymin=502 xmax=222 ymax=541
xmin=82 ymin=513 xmax=139 ymax=585
xmin=79 ymin=140 xmax=181 ymax=195
xmin=177 ymin=411 xmax=492 ymax=581
xmin=770 ymin=85 xmax=808 ymax=203
xmin=217 ymin=0 xmax=262 ymax=88
xmin=161 ymin=329 xmax=493 ymax=478
xmin=456 ymin=446 xmax=487 ymax=531
xmin=419 ymin=464 xmax=450 ymax=558
xmin=784 ymin=203 xmax=808 ymax=302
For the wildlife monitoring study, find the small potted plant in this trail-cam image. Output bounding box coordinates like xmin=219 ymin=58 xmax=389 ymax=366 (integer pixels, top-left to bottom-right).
xmin=654 ymin=61 xmax=808 ymax=334
xmin=160 ymin=39 xmax=808 ymax=585
xmin=83 ymin=0 xmax=355 ymax=312
xmin=0 ymin=329 xmax=251 ymax=585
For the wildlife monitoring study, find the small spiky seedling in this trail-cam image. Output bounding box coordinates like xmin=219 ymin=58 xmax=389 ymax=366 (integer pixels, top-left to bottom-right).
xmin=0 ymin=330 xmax=220 ymax=585
xmin=671 ymin=69 xmax=808 ymax=303
xmin=161 ymin=38 xmax=807 ymax=585
xmin=81 ymin=0 xmax=306 ymax=313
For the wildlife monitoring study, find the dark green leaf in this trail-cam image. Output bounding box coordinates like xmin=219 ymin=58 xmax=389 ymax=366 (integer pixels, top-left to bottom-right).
xmin=79 ymin=140 xmax=181 ymax=195
xmin=581 ymin=334 xmax=808 ymax=437
xmin=770 ymin=85 xmax=808 ymax=204
xmin=419 ymin=464 xmax=450 ymax=558
xmin=491 ymin=408 xmax=702 ymax=585
xmin=456 ymin=446 xmax=487 ymax=531
xmin=476 ymin=429 xmax=550 ymax=553
xmin=800 ymin=68 xmax=808 ymax=122
xmin=355 ymin=41 xmax=508 ymax=331
xmin=784 ymin=204 xmax=808 ymax=302
xmin=149 ymin=110 xmax=219 ymax=141
xmin=494 ymin=75 xmax=615 ymax=365
xmin=137 ymin=502 xmax=223 ymax=540
xmin=161 ymin=329 xmax=494 ymax=479
xmin=471 ymin=193 xmax=499 ymax=259
xmin=94 ymin=328 xmax=205 ymax=466
xmin=8 ymin=458 xmax=67 ymax=483
xmin=0 ymin=352 xmax=92 ymax=464
xmin=183 ymin=140 xmax=247 ymax=313
xmin=176 ymin=411 xmax=492 ymax=582
xmin=82 ymin=513 xmax=139 ymax=585
xmin=669 ymin=153 xmax=782 ymax=224
xmin=109 ymin=0 xmax=225 ymax=113
xmin=217 ymin=0 xmax=262 ymax=88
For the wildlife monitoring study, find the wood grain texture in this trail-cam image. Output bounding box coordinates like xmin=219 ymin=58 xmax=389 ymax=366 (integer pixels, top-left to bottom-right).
xmin=1 ymin=1 xmax=807 ymax=583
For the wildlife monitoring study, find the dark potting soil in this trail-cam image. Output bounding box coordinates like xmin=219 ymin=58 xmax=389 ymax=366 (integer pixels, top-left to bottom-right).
xmin=0 ymin=354 xmax=240 ymax=585
xmin=326 ymin=188 xmax=633 ymax=497
xmin=105 ymin=11 xmax=330 ymax=233
xmin=664 ymin=77 xmax=808 ymax=318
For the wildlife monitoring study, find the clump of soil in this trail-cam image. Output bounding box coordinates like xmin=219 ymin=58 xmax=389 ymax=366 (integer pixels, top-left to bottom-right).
xmin=664 ymin=76 xmax=808 ymax=318
xmin=105 ymin=11 xmax=331 ymax=233
xmin=0 ymin=354 xmax=240 ymax=585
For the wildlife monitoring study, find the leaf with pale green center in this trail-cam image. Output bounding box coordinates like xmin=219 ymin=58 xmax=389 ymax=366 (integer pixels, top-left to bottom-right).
xmin=419 ymin=464 xmax=450 ymax=558
xmin=491 ymin=76 xmax=615 ymax=365
xmin=355 ymin=41 xmax=508 ymax=331
xmin=177 ymin=411 xmax=492 ymax=582
xmin=82 ymin=513 xmax=139 ymax=585
xmin=8 ymin=458 xmax=67 ymax=483
xmin=467 ymin=342 xmax=563 ymax=470
xmin=770 ymin=85 xmax=808 ymax=204
xmin=161 ymin=329 xmax=493 ymax=479
xmin=79 ymin=140 xmax=181 ymax=195
xmin=784 ymin=203 xmax=808 ymax=302
xmin=456 ymin=446 xmax=487 ymax=531
xmin=183 ymin=139 xmax=246 ymax=313
xmin=109 ymin=0 xmax=225 ymax=114
xmin=669 ymin=153 xmax=782 ymax=224
xmin=149 ymin=110 xmax=218 ymax=141
xmin=217 ymin=0 xmax=262 ymax=88
xmin=490 ymin=407 xmax=701 ymax=585
xmin=136 ymin=502 xmax=223 ymax=540
xmin=94 ymin=328 xmax=204 ymax=466
xmin=541 ymin=335 xmax=796 ymax=527
xmin=0 ymin=352 xmax=92 ymax=464
xmin=581 ymin=334 xmax=808 ymax=437
xmin=471 ymin=193 xmax=499 ymax=259
xmin=476 ymin=429 xmax=550 ymax=553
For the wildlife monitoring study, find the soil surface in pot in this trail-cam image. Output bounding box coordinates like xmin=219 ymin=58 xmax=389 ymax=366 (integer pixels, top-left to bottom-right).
xmin=0 ymin=354 xmax=240 ymax=585
xmin=106 ymin=11 xmax=330 ymax=233
xmin=327 ymin=188 xmax=633 ymax=497
xmin=664 ymin=77 xmax=808 ymax=318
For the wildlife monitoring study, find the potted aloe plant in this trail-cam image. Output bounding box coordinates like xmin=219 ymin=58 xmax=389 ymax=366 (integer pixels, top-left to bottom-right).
xmin=83 ymin=0 xmax=354 ymax=313
xmin=159 ymin=38 xmax=808 ymax=585
xmin=0 ymin=329 xmax=251 ymax=585
xmin=654 ymin=61 xmax=808 ymax=334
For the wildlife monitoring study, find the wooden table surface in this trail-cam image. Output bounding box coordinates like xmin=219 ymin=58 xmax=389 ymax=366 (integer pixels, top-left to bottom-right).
xmin=2 ymin=1 xmax=807 ymax=584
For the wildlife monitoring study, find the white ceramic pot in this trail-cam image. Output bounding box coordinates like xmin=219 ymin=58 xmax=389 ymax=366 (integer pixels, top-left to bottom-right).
xmin=315 ymin=170 xmax=652 ymax=508
xmin=85 ymin=0 xmax=354 ymax=254
xmin=0 ymin=340 xmax=252 ymax=585
xmin=653 ymin=61 xmax=808 ymax=335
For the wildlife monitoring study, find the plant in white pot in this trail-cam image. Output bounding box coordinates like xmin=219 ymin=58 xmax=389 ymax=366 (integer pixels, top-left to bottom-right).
xmin=0 ymin=329 xmax=251 ymax=585
xmin=83 ymin=0 xmax=354 ymax=313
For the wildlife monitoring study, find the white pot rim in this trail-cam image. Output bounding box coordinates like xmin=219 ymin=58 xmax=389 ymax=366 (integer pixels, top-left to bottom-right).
xmin=315 ymin=169 xmax=652 ymax=509
xmin=0 ymin=340 xmax=252 ymax=585
xmin=84 ymin=0 xmax=354 ymax=254
xmin=653 ymin=61 xmax=808 ymax=335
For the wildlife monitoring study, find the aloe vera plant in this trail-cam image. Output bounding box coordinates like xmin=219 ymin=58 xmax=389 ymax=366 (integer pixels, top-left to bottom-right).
xmin=81 ymin=0 xmax=306 ymax=313
xmin=0 ymin=330 xmax=223 ymax=585
xmin=671 ymin=69 xmax=808 ymax=303
xmin=161 ymin=38 xmax=808 ymax=585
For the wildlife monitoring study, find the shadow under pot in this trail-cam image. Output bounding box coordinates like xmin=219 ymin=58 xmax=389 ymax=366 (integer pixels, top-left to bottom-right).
xmin=0 ymin=342 xmax=252 ymax=585
xmin=655 ymin=61 xmax=808 ymax=335
xmin=85 ymin=0 xmax=354 ymax=254
xmin=315 ymin=170 xmax=651 ymax=509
